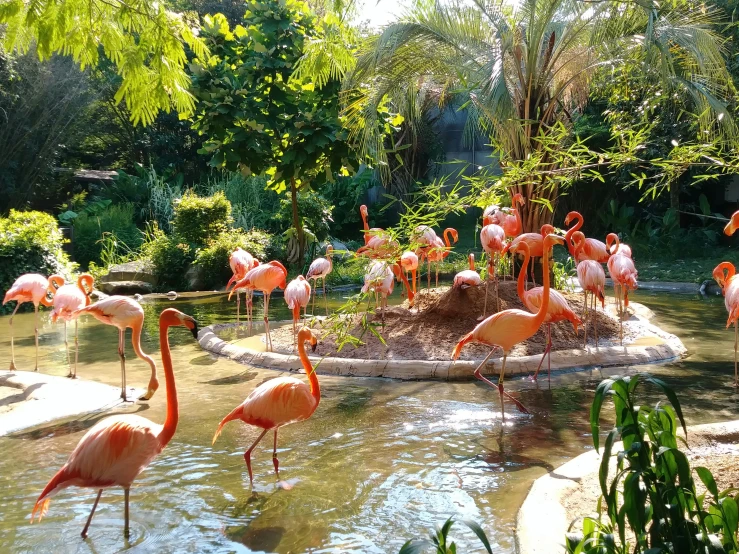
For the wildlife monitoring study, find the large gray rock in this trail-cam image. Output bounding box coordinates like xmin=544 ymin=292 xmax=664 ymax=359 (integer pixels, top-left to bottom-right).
xmin=98 ymin=281 xmax=154 ymax=295
xmin=101 ymin=260 xmax=157 ymax=285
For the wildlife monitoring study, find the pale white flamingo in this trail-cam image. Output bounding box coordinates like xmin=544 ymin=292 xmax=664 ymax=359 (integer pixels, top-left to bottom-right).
xmin=50 ymin=274 xmax=94 ymax=378
xmin=306 ymin=245 xmax=333 ymax=316
xmin=284 ymin=275 xmax=311 ymax=339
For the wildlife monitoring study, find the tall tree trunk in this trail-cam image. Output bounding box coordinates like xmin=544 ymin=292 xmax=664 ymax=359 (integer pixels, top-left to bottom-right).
xmin=291 ymin=177 xmax=305 ymax=264
xmin=669 ymin=181 xmax=681 ymax=227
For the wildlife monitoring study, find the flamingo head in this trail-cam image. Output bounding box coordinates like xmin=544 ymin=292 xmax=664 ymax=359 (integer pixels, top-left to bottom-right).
xmin=360 ymin=205 xmax=368 ymax=218
xmin=540 ymin=224 xmax=555 ymax=237
xmin=78 ymin=274 xmax=95 ymax=298
xmin=543 ymin=233 xmax=565 ymax=249
xmin=446 ymin=228 xmax=459 ymax=244
xmin=713 ymin=262 xmax=735 ymax=290
xmin=161 ymin=308 xmax=199 ymax=339
xmin=298 ymin=327 xmax=318 ymax=352
xmin=512 ymin=193 xmax=525 ymax=206
xmin=571 ymin=231 xmax=586 ymax=256
xmin=725 ymin=210 xmax=739 ymax=236
xmin=605 ymin=233 xmax=620 ymax=254
xmin=564 ymin=211 xmax=580 ymax=226
xmin=510 ymin=240 xmax=529 ymax=256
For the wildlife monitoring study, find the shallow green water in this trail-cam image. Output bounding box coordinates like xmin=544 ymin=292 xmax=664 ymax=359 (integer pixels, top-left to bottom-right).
xmin=0 ymin=288 xmax=738 ymax=553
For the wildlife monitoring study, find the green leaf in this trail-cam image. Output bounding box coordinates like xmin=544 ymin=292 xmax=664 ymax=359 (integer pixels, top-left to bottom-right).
xmin=720 ymin=496 xmax=739 ymax=537
xmin=591 ymin=379 xmax=614 ymax=451
xmin=696 ymin=467 xmax=719 ymax=498
xmin=398 ymin=539 xmax=432 ymax=554
xmin=645 ymin=376 xmax=688 ymax=439
xmin=599 ymin=428 xmax=618 ymax=500
xmin=462 ymin=520 xmax=493 ymax=554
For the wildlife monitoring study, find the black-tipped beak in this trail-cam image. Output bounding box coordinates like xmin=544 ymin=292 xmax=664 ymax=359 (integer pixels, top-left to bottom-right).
xmin=311 ymin=342 xmax=317 ymax=353
xmin=190 ymin=321 xmax=199 ymax=339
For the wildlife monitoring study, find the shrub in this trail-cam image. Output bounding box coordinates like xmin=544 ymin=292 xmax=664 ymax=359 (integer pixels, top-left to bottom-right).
xmin=0 ymin=210 xmax=75 ymax=314
xmin=204 ymin=172 xmax=281 ymax=231
xmin=193 ymin=229 xmax=274 ymax=289
xmin=173 ymin=190 xmax=232 ymax=246
xmin=275 ymin=190 xmax=333 ymax=242
xmin=72 ymin=204 xmax=142 ymax=269
xmin=140 ymin=224 xmax=194 ymax=291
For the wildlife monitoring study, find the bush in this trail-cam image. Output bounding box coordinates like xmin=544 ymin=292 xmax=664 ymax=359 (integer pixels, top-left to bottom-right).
xmin=140 ymin=224 xmax=194 ymax=291
xmin=275 ymin=190 xmax=333 ymax=242
xmin=0 ymin=210 xmax=75 ymax=314
xmin=204 ymin=172 xmax=281 ymax=231
xmin=72 ymin=204 xmax=142 ymax=269
xmin=173 ymin=190 xmax=232 ymax=246
xmin=193 ymin=229 xmax=274 ymax=289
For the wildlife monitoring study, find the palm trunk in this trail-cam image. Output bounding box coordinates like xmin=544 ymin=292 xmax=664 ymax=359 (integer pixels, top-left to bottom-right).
xmin=291 ymin=177 xmax=305 ymax=264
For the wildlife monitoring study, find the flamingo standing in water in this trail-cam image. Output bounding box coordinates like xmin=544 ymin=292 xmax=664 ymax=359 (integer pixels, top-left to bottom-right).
xmin=3 ymin=273 xmax=54 ymax=370
xmin=226 ymin=247 xmax=258 ymax=330
xmin=714 ymin=262 xmax=739 ymax=386
xmin=503 ymin=224 xmax=555 ymax=287
xmin=606 ymin=233 xmax=638 ymax=344
xmin=50 ymin=274 xmax=94 ymax=378
xmin=452 ymin=232 xmax=564 ymax=414
xmin=30 ymin=308 xmax=198 ymax=538
xmin=72 ymin=296 xmax=159 ymax=401
xmin=480 ymin=223 xmax=506 ymax=315
xmin=513 ymin=241 xmax=581 ymax=381
xmin=400 ymin=251 xmax=419 ymax=297
xmin=284 ymin=276 xmax=311 ymax=340
xmin=213 ymin=328 xmax=320 ymax=485
xmin=231 ymin=261 xmax=288 ymax=352
xmin=306 ymin=246 xmax=333 ymax=316
xmin=453 ymin=254 xmax=483 ymax=289
xmin=563 ymin=211 xmax=609 ymax=262
xmin=572 ymin=231 xmax=605 ymax=347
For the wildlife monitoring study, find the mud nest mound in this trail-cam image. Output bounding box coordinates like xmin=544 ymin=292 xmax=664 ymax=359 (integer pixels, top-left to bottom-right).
xmin=270 ymin=281 xmax=623 ymax=361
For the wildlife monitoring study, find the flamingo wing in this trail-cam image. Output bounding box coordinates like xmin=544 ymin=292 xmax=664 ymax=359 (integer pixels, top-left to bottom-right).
xmin=3 ymin=273 xmax=49 ymax=305
xmin=241 ymin=377 xmax=318 ymax=428
xmin=72 ymin=296 xmax=142 ymax=326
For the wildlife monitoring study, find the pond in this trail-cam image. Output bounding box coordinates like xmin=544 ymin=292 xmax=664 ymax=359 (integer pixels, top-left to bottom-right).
xmin=0 ymin=288 xmax=737 ymax=553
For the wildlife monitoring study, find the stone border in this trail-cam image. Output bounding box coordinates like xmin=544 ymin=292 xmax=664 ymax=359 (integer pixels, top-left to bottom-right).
xmin=515 ymin=420 xmax=739 ymax=554
xmin=197 ymin=301 xmax=687 ymax=381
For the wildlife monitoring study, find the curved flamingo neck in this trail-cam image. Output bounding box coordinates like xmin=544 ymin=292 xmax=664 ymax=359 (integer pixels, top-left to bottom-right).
xmin=360 ymin=208 xmax=369 ymax=232
xmin=606 ymin=233 xmax=620 ymax=255
xmin=395 ymin=263 xmax=414 ymax=305
xmin=132 ymin=319 xmax=158 ymax=397
xmin=158 ymin=318 xmax=178 ymax=447
xmin=77 ymin=275 xmax=94 ymax=306
xmin=297 ymin=331 xmax=320 ymax=406
xmin=516 ymin=243 xmax=530 ymax=301
xmin=564 ymin=213 xmax=583 ymax=256
xmin=573 ymin=232 xmax=585 ymax=259
xmin=715 ymin=262 xmax=735 ymax=289
xmin=443 ymin=228 xmax=456 ymax=248
xmin=468 ymin=254 xmax=475 ymax=271
xmin=534 ymin=238 xmax=555 ymax=328
xmin=511 ymin=196 xmax=523 ymax=235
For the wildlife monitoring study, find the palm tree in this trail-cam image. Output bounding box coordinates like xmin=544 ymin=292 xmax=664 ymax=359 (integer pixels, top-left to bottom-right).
xmin=345 ymin=0 xmax=735 ymax=232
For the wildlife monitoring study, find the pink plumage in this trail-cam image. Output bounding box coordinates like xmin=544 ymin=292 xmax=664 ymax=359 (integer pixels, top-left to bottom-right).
xmin=607 ymin=253 xmax=638 ymax=297
xmin=489 ymin=193 xmax=524 ymax=237
xmin=401 ymin=251 xmax=418 ymax=272
xmin=577 ymin=260 xmax=606 ymax=308
xmin=3 ymin=273 xmax=50 ymax=307
xmin=284 ymin=275 xmax=311 ymax=335
xmin=481 ymin=224 xmax=506 ymax=255
xmin=454 ymin=254 xmax=482 ymax=288
xmin=505 ymin=233 xmax=543 ymax=257
xmin=306 ymin=248 xmax=333 ymax=280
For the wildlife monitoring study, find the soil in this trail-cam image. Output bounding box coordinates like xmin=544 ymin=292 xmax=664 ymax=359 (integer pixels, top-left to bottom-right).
xmin=563 ymin=425 xmax=739 ymax=534
xmin=270 ymin=281 xmax=626 ymax=361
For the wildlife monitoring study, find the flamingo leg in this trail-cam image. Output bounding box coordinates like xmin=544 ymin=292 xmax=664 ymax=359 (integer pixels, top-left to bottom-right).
xmin=482 ymin=267 xmax=489 ymax=319
xmin=63 ymin=321 xmax=71 ymax=372
xmin=497 ymin=352 xmax=529 ymax=414
xmin=70 ymin=319 xmax=78 ymax=378
xmin=323 ymin=278 xmax=328 ymax=317
xmin=248 ymin=290 xmax=253 ymax=334
xmin=311 ymin=279 xmax=316 ymax=316
xmin=264 ymin=294 xmax=272 ymax=352
xmin=123 ymin=487 xmax=130 ymax=537
xmin=594 ymin=293 xmax=599 ymax=347
xmin=34 ymin=303 xmax=40 ymax=371
xmin=494 ymin=258 xmax=500 ymax=313
xmin=435 ymin=265 xmax=439 ymax=288
xmin=412 ymin=268 xmax=417 ymax=295
xmin=80 ymin=489 xmax=103 ymax=538
xmin=236 ymin=290 xmax=240 ymax=323
xmin=734 ymin=321 xmax=738 ymax=387
xmin=531 ymin=324 xmax=552 ymax=381
xmin=272 ymin=428 xmax=280 ymax=477
xmin=427 ymin=257 xmax=431 ymax=291
xmin=244 ymin=428 xmax=270 ymax=485
xmin=582 ymin=291 xmax=588 ymax=348
xmin=8 ymin=303 xmax=19 ymax=370
xmin=118 ymin=328 xmax=127 ymax=401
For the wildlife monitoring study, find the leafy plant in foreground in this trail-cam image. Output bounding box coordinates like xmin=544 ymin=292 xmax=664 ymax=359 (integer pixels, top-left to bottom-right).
xmin=398 ymin=517 xmax=493 ymax=554
xmin=567 ymin=374 xmax=739 ymax=554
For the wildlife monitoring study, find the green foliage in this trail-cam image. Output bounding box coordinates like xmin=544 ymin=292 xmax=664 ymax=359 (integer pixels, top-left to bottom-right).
xmin=71 ymin=204 xmax=142 ymax=269
xmin=0 ymin=210 xmax=75 ymax=314
xmin=399 ymin=517 xmax=493 ymax=554
xmin=276 ymin=191 xmax=334 ymax=242
xmin=140 ymin=224 xmax=194 ymax=292
xmin=320 ymin=171 xmax=373 ymax=239
xmin=0 ymin=0 xmax=209 ymax=126
xmin=193 ymin=229 xmax=274 ymax=289
xmin=567 ymin=374 xmax=739 ymax=554
xmin=172 ymin=191 xmax=232 ymax=246
xmin=204 ymin=173 xmax=281 ymax=231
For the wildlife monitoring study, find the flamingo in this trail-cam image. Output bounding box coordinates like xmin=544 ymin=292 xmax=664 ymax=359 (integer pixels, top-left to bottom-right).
xmin=400 ymin=251 xmax=419 ymax=297
xmin=359 ymin=204 xmax=385 ymax=245
xmin=30 ymin=308 xmax=198 ymax=538
xmin=356 ymin=234 xmax=399 ymax=260
xmin=480 ymin=223 xmax=506 ymax=315
xmin=572 ymin=231 xmax=606 ymax=348
xmin=482 ymin=204 xmax=501 ymax=226
xmin=362 ymin=261 xmax=414 ymax=320
xmin=50 ymin=274 xmax=94 ymax=378
xmin=226 ymin=247 xmax=258 ymax=330
xmin=71 ymin=296 xmax=159 ymax=401
xmin=306 ymin=245 xmax=333 ymax=316
xmin=284 ymin=276 xmax=311 ymax=339
xmin=452 ymin=232 xmax=564 ymax=414
xmin=503 ymin=224 xmax=555 ymax=287
xmin=606 ymin=233 xmax=638 ymax=344
xmin=212 ymin=327 xmax=320 ymax=485
xmin=606 ymin=237 xmax=632 ymax=258
xmin=513 ymin=241 xmax=581 ymax=381
xmin=714 ymin=261 xmax=739 ymax=385
xmin=563 ymin=211 xmax=609 ymax=262
xmin=488 ymin=193 xmax=524 ymax=237
xmin=3 ymin=273 xmax=54 ymax=370
xmin=724 ymin=210 xmax=739 ymax=236
xmin=231 ymin=261 xmax=288 ymax=352
xmin=453 ymin=254 xmax=483 ymax=289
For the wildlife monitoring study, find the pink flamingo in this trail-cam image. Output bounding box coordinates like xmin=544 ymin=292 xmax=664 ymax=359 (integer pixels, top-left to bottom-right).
xmin=480 ymin=223 xmax=506 ymax=315
xmin=452 ymin=232 xmax=564 ymax=414
xmin=400 ymin=251 xmax=419 ymax=297
xmin=359 ymin=204 xmax=385 ymax=245
xmin=3 ymin=273 xmax=54 ymax=370
xmin=563 ymin=211 xmax=609 ymax=262
xmin=572 ymin=232 xmax=606 ymax=347
xmin=362 ymin=261 xmax=414 ymax=320
xmin=212 ymin=327 xmax=319 ymax=485
xmin=72 ymin=296 xmax=159 ymax=401
xmin=231 ymin=261 xmax=288 ymax=352
xmin=306 ymin=245 xmax=333 ymax=316
xmin=714 ymin=262 xmax=739 ymax=385
xmin=226 ymin=247 xmax=258 ymax=329
xmin=50 ymin=274 xmax=94 ymax=378
xmin=487 ymin=193 xmax=524 ymax=237
xmin=453 ymin=254 xmax=483 ymax=288
xmin=356 ymin=234 xmax=399 ymax=259
xmin=513 ymin=241 xmax=581 ymax=381
xmin=606 ymin=233 xmax=638 ymax=344
xmin=502 ymin=224 xmax=555 ymax=287
xmin=724 ymin=210 xmax=739 ymax=236
xmin=30 ymin=308 xmax=198 ymax=538
xmin=422 ymin=228 xmax=457 ymax=290
xmin=284 ymin=275 xmax=311 ymax=339
xmin=607 ymin=237 xmax=632 ymax=258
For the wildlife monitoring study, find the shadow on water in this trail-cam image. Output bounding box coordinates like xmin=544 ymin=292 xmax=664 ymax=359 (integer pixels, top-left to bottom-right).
xmin=202 ymin=370 xmax=259 ymax=386
xmin=226 ymin=525 xmax=286 ymax=552
xmin=189 ymin=354 xmax=220 ymax=366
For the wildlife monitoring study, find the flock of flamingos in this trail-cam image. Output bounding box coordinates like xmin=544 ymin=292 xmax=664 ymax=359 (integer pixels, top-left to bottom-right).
xmin=3 ymin=200 xmax=739 ymax=540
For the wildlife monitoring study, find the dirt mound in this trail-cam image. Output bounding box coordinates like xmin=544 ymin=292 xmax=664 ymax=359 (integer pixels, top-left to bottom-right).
xmin=270 ymin=281 xmax=623 ymax=362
